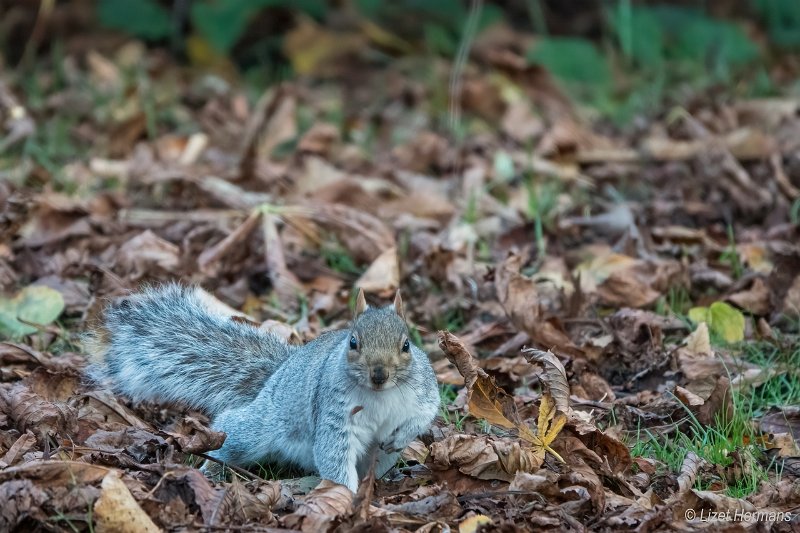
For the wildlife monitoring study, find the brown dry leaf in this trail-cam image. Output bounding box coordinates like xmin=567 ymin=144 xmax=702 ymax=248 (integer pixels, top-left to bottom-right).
xmin=0 ymin=479 xmax=49 ymax=531
xmin=523 ymin=348 xmax=569 ymax=413
xmin=575 ymin=250 xmax=683 ymax=308
xmin=438 ymin=331 xmax=539 ymax=442
xmin=495 ymin=254 xmax=582 ymax=356
xmin=689 ymin=490 xmax=757 ymax=515
xmin=289 ymin=203 xmax=395 ymax=264
xmin=207 ymin=479 xmax=280 ymax=526
xmin=17 ymin=194 xmax=93 ymax=248
xmin=117 ymin=230 xmax=180 ymax=278
xmin=685 ymin=322 xmax=712 ymax=357
xmin=162 ymin=416 xmax=226 ymax=455
xmin=194 ymin=287 xmax=255 ymax=321
xmin=551 ymin=436 xmax=606 ymax=512
xmin=0 ymin=460 xmax=111 ymax=485
xmin=766 ymin=433 xmax=800 ymax=457
xmin=244 ymin=85 xmax=297 ymax=167
xmin=355 ymin=247 xmax=399 ymax=296
xmin=467 ymin=372 xmax=530 ymax=437
xmin=283 ymin=479 xmax=353 ymax=532
xmin=259 ymin=319 xmax=301 ymax=343
xmin=0 ymin=430 xmax=37 ymax=467
xmin=697 ymin=376 xmax=733 ymax=427
xmin=727 ymin=276 xmax=771 ymax=316
xmin=94 ymin=470 xmax=160 ymax=533
xmin=760 ymin=407 xmax=800 ymax=441
xmin=508 ymin=469 xmax=562 ymax=500
xmin=383 ymin=190 xmax=456 ymax=223
xmin=675 ymin=452 xmax=703 ymax=498
xmin=83 ymin=427 xmax=168 ymax=459
xmin=0 ymin=380 xmax=77 ymax=437
xmin=492 ymin=438 xmax=544 ymax=476
xmin=401 ymin=439 xmax=430 ymax=464
xmin=383 ymin=490 xmax=462 ymax=521
xmin=197 ymin=211 xmax=262 ymax=276
xmin=429 ymin=434 xmax=517 ymax=482
xmin=297 ymin=122 xmax=340 ymax=156
xmin=567 ymin=420 xmax=633 ymax=475
xmin=438 ymin=330 xmax=486 ymax=389
xmin=256 ymin=85 xmax=300 ymax=158
xmin=674 ymin=386 xmax=704 ymax=407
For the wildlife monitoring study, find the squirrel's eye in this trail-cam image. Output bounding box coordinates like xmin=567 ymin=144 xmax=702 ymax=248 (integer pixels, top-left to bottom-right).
xmin=402 ymin=339 xmax=410 ymax=352
xmin=349 ymin=335 xmax=358 ymax=350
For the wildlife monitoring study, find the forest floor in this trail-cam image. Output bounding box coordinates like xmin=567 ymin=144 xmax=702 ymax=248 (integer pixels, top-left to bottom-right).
xmin=1 ymin=20 xmax=800 ymax=533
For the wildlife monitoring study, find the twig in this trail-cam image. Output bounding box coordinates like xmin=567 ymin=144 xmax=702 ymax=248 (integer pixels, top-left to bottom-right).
xmin=456 ymin=489 xmax=547 ymax=503
xmin=189 ymin=525 xmax=295 ymax=532
xmin=194 ymin=452 xmax=263 ymax=482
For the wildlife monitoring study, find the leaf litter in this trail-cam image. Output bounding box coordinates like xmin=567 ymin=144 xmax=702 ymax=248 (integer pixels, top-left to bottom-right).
xmin=1 ymin=7 xmax=800 ymax=532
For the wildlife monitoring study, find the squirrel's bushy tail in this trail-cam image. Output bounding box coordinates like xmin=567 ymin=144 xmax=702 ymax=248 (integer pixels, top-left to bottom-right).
xmin=86 ymin=283 xmax=292 ymax=416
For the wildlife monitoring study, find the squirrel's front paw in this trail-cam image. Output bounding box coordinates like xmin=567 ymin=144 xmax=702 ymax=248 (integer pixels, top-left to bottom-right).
xmin=199 ymin=459 xmax=226 ymax=482
xmin=378 ymin=440 xmax=399 ymax=454
xmin=379 ymin=432 xmax=404 ymax=454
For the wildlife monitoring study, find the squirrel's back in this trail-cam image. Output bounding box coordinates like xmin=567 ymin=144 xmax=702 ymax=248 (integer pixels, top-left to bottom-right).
xmin=86 ymin=283 xmax=293 ymax=416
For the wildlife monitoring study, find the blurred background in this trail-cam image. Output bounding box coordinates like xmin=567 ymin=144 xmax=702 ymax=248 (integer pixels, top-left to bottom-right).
xmin=2 ymin=2 xmax=800 ymax=529
xmin=3 ymin=0 xmax=799 ymax=124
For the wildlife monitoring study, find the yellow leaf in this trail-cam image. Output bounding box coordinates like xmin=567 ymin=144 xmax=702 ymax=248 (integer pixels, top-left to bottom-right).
xmin=688 ymin=306 xmax=710 ymax=325
xmin=459 ymin=515 xmax=493 ymax=533
xmin=688 ymin=302 xmax=745 ymax=344
xmin=468 ymin=374 xmax=533 ymax=440
xmin=709 ymin=302 xmax=745 ymax=343
xmin=529 ymin=392 xmax=567 ymax=463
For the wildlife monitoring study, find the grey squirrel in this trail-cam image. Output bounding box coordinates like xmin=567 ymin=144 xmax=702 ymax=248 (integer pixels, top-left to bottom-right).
xmin=86 ymin=283 xmax=440 ymax=492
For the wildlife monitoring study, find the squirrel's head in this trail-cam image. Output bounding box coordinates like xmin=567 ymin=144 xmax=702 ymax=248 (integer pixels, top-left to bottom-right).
xmin=346 ymin=288 xmax=412 ymax=391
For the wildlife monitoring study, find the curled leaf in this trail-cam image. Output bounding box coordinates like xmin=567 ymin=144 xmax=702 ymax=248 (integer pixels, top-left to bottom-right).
xmin=523 ymin=348 xmax=570 ymax=414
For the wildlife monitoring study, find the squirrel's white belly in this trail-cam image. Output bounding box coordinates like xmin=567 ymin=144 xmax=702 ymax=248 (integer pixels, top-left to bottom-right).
xmin=347 ymin=386 xmax=408 ymax=456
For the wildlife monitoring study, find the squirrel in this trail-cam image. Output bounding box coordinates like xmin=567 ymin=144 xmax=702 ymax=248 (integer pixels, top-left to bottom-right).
xmin=85 ymin=283 xmax=440 ymax=492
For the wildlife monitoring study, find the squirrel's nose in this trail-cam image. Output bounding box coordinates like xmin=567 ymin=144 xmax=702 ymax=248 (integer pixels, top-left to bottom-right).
xmin=371 ymin=366 xmax=387 ymax=386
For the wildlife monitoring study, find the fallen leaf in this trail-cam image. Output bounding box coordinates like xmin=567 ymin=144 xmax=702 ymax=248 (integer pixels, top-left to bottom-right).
xmin=355 ymin=247 xmax=399 ymax=295
xmin=523 ymin=348 xmax=570 ymax=413
xmin=495 ymin=254 xmax=583 ymax=356
xmin=459 ymin=514 xmax=493 ymax=533
xmin=117 ymin=230 xmax=181 ymax=278
xmin=283 ymin=479 xmax=353 ymax=532
xmin=438 ymin=330 xmax=486 ymax=390
xmin=727 ymin=277 xmax=771 ymax=316
xmin=429 ymin=434 xmax=519 ymax=481
xmin=688 ymin=301 xmax=745 ymax=343
xmin=529 ymin=393 xmax=566 ymax=464
xmin=685 ymin=322 xmax=712 ymax=357
xmin=94 ymin=470 xmax=160 ymax=533
xmin=0 ymin=285 xmax=65 ymax=338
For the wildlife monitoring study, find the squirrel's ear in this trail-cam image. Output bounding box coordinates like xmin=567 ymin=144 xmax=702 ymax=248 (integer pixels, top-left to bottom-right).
xmin=354 ymin=288 xmax=367 ymax=318
xmin=393 ymin=290 xmax=405 ymax=319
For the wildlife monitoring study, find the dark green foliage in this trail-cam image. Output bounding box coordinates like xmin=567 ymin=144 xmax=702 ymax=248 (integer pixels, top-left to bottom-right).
xmin=527 ymin=37 xmax=611 ymax=91
xmin=753 ymin=0 xmax=800 ymax=49
xmin=97 ymin=0 xmax=172 ymax=41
